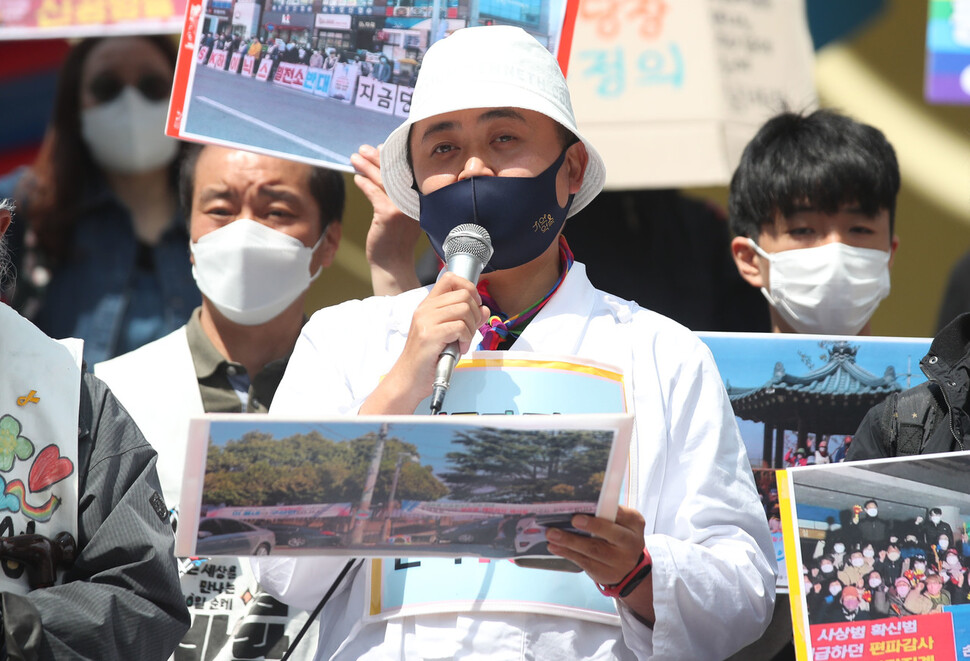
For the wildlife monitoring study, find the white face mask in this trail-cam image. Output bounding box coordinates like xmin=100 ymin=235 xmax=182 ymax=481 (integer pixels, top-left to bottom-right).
xmin=863 ymin=548 xmax=875 ymax=558
xmin=749 ymin=240 xmax=891 ymax=335
xmin=81 ymin=86 xmax=179 ymax=174
xmin=931 ymin=515 xmax=942 ymax=524
xmin=870 ymin=577 xmax=882 ymax=587
xmin=896 ymin=586 xmax=909 ymax=598
xmin=191 ymin=218 xmax=324 ymax=326
xmin=821 ymin=563 xmax=834 ymax=573
xmin=834 ymin=543 xmax=845 ymax=553
xmin=866 ymin=507 xmax=878 ymax=518
xmin=829 ymin=584 xmax=842 ymax=596
xmin=939 ymin=539 xmax=950 ymax=549
xmin=915 ymin=562 xmax=926 ymax=571
xmin=888 ymin=552 xmax=901 ymax=561
xmin=851 ymin=557 xmax=865 ymax=567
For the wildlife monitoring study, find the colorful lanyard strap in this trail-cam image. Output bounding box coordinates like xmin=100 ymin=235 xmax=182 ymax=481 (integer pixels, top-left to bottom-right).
xmin=476 ymin=236 xmax=575 ymax=351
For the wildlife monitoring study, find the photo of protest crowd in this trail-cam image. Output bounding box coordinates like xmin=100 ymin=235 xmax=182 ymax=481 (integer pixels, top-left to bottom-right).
xmin=790 ymin=454 xmax=970 ymax=630
xmin=802 ymin=502 xmax=969 ymax=623
xmin=172 ymin=0 xmax=568 ymax=169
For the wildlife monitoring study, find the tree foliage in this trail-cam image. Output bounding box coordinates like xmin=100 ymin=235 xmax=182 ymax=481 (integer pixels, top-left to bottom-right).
xmin=203 ymin=430 xmax=448 ymax=506
xmin=439 ymin=428 xmax=613 ymax=502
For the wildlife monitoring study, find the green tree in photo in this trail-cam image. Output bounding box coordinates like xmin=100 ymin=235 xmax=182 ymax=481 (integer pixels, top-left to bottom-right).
xmin=440 ymin=428 xmax=612 ymax=503
xmin=203 ymin=429 xmax=448 ymax=507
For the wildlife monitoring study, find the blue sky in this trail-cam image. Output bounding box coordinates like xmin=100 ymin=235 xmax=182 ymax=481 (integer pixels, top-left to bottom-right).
xmin=697 ymin=333 xmax=932 ymax=464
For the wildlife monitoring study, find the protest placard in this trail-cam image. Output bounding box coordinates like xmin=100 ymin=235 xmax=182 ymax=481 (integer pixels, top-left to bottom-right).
xmin=565 ymin=0 xmax=817 ymax=188
xmin=0 ymin=0 xmax=187 ymax=39
xmin=176 ymin=412 xmax=632 ymax=560
xmin=780 ymin=452 xmax=970 ymax=660
xmin=698 ymin=332 xmax=934 ymax=593
xmin=166 ymin=0 xmax=575 ymax=172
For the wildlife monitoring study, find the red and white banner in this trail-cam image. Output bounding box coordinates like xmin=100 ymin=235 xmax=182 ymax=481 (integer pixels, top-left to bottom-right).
xmin=206 ymin=48 xmax=227 ymax=70
xmin=273 ymin=62 xmax=308 ymax=90
xmin=228 ymin=52 xmax=243 ymax=74
xmin=241 ymin=54 xmax=256 ymax=77
xmin=254 ymin=57 xmax=272 ymax=82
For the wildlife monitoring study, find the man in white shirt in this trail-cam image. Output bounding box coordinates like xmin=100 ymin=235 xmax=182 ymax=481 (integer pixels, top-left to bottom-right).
xmin=95 ymin=146 xmax=343 ymax=661
xmin=256 ymin=25 xmax=774 ymax=661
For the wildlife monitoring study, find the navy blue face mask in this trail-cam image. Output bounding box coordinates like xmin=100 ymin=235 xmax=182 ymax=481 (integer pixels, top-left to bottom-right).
xmin=417 ymin=148 xmax=573 ymax=272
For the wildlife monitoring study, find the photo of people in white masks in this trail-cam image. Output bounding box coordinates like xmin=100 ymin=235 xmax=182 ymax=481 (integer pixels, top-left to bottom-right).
xmin=781 ymin=452 xmax=970 ymax=660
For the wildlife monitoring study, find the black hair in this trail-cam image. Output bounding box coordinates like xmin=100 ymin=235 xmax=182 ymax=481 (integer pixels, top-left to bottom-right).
xmin=178 ymin=144 xmax=345 ymax=233
xmin=864 ymin=499 xmax=878 ymax=508
xmin=728 ymin=109 xmax=900 ymax=240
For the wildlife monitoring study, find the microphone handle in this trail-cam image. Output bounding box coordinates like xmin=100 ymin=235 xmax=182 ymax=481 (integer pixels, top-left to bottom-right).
xmin=430 ymin=343 xmax=458 ymax=414
xmin=430 ymin=253 xmax=485 ymax=414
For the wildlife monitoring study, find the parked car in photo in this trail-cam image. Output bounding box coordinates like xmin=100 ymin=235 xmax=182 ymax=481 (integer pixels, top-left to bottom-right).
xmin=262 ymin=523 xmax=341 ymax=548
xmin=437 ymin=517 xmax=505 ymax=545
xmin=196 ymin=518 xmax=275 ymax=556
xmin=514 ymin=513 xmax=591 ymax=556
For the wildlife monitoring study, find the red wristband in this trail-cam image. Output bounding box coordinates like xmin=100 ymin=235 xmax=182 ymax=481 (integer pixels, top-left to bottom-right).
xmin=597 ymin=548 xmax=652 ymax=598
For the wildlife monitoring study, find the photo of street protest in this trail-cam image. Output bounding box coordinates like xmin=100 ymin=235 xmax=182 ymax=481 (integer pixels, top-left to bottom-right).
xmin=785 ymin=453 xmax=970 ymax=659
xmin=175 ymin=414 xmax=631 ymax=559
xmin=169 ymin=0 xmax=570 ymax=170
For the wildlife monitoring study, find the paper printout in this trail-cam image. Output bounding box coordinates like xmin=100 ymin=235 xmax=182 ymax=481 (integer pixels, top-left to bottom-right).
xmin=176 ymin=412 xmax=631 ymax=559
xmin=698 ymin=332 xmax=933 ymax=593
xmin=166 ymin=0 xmax=575 ymax=172
xmin=781 ymin=452 xmax=970 ymax=661
xmin=177 ymin=352 xmax=631 ymax=623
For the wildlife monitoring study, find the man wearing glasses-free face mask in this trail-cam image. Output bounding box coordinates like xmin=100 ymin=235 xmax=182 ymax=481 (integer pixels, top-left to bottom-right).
xmin=254 ymin=26 xmax=775 ymax=661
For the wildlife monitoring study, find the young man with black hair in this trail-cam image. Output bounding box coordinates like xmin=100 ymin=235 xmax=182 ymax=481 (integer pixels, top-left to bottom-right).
xmin=726 ymin=109 xmax=900 ymax=661
xmin=729 ymin=109 xmax=899 ymax=337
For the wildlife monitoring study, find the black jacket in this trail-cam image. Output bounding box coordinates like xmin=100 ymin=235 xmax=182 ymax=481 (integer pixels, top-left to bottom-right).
xmin=849 ymin=312 xmax=970 ymax=460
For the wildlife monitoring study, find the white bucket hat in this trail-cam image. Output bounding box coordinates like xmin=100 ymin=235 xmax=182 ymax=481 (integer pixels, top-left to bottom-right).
xmin=380 ymin=25 xmax=606 ymax=221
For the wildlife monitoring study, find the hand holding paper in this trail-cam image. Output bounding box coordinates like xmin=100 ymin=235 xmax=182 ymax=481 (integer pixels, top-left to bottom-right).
xmin=546 ymin=506 xmax=654 ymax=622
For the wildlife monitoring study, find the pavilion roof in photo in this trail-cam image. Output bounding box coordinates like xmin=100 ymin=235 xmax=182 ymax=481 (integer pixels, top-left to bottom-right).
xmin=726 ymin=342 xmax=902 ymax=436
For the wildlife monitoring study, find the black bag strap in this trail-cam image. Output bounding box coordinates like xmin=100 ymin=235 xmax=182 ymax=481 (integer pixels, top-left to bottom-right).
xmin=280 ymin=559 xmax=359 ymax=661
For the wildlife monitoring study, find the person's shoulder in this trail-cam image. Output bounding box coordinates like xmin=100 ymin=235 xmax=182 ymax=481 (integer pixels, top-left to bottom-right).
xmin=304 ymin=287 xmax=429 ymax=334
xmin=78 ymin=371 xmax=152 ymax=455
xmin=593 ymin=286 xmax=708 ymax=350
xmin=95 ymin=326 xmax=188 ymax=372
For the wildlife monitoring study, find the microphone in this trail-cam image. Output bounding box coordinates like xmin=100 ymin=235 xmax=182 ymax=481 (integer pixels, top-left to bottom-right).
xmin=430 ymin=224 xmax=494 ymax=415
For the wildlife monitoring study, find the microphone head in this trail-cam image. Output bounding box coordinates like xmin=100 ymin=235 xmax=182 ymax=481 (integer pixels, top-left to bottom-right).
xmin=444 ymin=223 xmax=494 ymax=265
